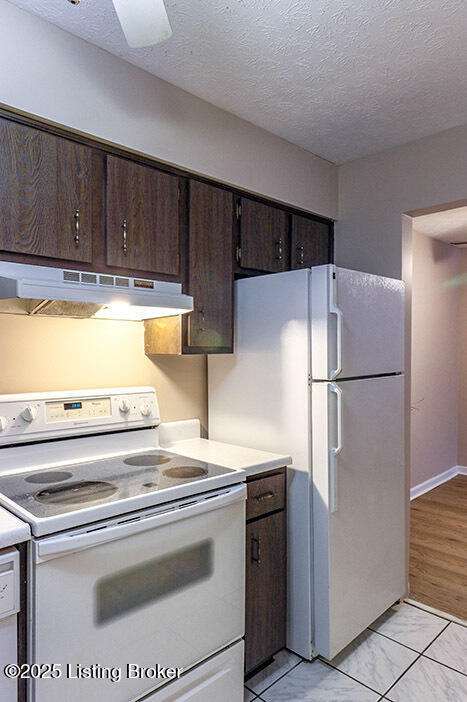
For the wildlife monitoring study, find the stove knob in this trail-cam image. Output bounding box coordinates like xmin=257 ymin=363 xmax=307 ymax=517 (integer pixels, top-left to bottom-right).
xmin=119 ymin=399 xmax=131 ymax=414
xmin=0 ymin=416 xmax=7 ymax=432
xmin=21 ymin=405 xmax=37 ymax=423
xmin=140 ymin=402 xmax=152 ymax=417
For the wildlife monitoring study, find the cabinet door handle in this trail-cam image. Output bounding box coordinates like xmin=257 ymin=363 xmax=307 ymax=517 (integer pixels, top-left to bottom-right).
xmin=276 ymin=238 xmax=283 ymax=262
xmin=73 ymin=209 xmax=80 ymax=247
xmin=297 ymin=245 xmax=304 ymax=265
xmin=255 ymin=491 xmax=274 ymax=502
xmin=199 ymin=308 xmax=206 ymax=332
xmin=251 ymin=535 xmax=261 ymax=566
xmin=122 ymin=219 xmax=128 ymax=255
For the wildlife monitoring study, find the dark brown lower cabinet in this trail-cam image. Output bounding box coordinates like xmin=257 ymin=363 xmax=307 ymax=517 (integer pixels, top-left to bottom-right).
xmin=245 ymin=468 xmax=287 ymax=674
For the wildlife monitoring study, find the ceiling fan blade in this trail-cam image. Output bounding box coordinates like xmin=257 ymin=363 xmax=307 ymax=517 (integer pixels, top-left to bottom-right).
xmin=112 ymin=0 xmax=172 ymax=48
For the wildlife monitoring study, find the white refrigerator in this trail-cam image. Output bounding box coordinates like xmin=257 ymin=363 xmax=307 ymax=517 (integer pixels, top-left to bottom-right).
xmin=208 ymin=265 xmax=406 ymax=661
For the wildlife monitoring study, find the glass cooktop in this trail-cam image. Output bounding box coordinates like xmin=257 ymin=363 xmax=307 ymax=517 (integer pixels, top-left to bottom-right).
xmin=0 ymin=450 xmax=237 ymax=519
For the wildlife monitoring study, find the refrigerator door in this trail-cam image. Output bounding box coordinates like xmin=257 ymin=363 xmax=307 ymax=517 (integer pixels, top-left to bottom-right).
xmin=312 ymin=375 xmax=405 ymax=660
xmin=311 ymin=265 xmax=404 ymax=380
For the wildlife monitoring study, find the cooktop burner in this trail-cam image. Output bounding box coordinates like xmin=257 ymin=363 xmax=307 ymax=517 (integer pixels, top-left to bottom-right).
xmin=34 ymin=480 xmax=119 ymax=506
xmin=123 ymin=454 xmax=171 ymax=467
xmin=163 ymin=466 xmax=208 ymax=479
xmin=25 ymin=470 xmax=73 ymax=484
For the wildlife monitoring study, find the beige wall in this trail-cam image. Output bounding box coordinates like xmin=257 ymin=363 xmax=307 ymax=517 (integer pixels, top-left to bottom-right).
xmin=337 ymin=125 xmax=467 ymax=279
xmin=410 ymin=230 xmax=461 ymax=487
xmin=459 ymin=249 xmax=467 ymax=466
xmin=0 ymin=314 xmax=208 ymax=430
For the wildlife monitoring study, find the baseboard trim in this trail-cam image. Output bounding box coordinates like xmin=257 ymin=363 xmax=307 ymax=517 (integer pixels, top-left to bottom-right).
xmin=404 ymin=598 xmax=467 ymax=626
xmin=410 ymin=466 xmax=466 ymax=500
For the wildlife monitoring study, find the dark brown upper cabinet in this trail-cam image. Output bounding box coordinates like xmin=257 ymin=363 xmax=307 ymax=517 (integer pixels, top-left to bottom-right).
xmin=291 ymin=214 xmax=332 ymax=269
xmin=106 ymin=155 xmax=180 ymax=277
xmin=0 ymin=109 xmax=335 ymax=358
xmin=238 ymin=198 xmax=288 ymax=273
xmin=0 ymin=118 xmax=94 ymax=263
xmin=185 ymin=180 xmax=234 ymax=353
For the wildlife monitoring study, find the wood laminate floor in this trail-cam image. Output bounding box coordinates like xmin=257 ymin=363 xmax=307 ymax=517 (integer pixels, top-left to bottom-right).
xmin=409 ymin=475 xmax=467 ymax=621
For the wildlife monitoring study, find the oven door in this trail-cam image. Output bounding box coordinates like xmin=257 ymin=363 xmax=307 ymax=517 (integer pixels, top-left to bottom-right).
xmin=29 ymin=484 xmax=246 ymax=702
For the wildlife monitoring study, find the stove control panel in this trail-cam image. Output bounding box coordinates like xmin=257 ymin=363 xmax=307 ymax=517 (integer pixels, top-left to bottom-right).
xmin=45 ymin=397 xmax=111 ymax=423
xmin=0 ymin=387 xmax=159 ymax=445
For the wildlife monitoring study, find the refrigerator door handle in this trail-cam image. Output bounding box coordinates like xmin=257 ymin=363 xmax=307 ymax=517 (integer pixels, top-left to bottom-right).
xmin=329 ymin=383 xmax=343 ymax=513
xmin=329 ymin=270 xmax=343 ymax=379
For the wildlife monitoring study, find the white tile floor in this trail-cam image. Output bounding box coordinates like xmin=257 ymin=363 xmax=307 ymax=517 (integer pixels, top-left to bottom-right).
xmin=244 ymin=602 xmax=467 ymax=701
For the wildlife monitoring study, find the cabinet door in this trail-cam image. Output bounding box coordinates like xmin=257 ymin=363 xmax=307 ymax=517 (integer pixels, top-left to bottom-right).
xmin=239 ymin=198 xmax=288 ymax=272
xmin=291 ymin=214 xmax=332 ymax=269
xmin=106 ymin=155 xmax=180 ymax=276
xmin=245 ymin=511 xmax=286 ymax=673
xmin=186 ymin=181 xmax=233 ymax=352
xmin=0 ymin=119 xmax=93 ymax=262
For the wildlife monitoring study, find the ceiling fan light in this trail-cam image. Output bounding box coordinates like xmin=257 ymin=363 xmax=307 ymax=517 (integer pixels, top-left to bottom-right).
xmin=112 ymin=0 xmax=172 ymax=48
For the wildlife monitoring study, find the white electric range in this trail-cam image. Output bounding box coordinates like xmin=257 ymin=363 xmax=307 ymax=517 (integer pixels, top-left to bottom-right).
xmin=0 ymin=387 xmax=246 ymax=702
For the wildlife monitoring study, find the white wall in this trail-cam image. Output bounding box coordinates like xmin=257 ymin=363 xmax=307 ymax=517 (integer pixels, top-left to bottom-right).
xmin=337 ymin=125 xmax=467 ymax=279
xmin=410 ymin=230 xmax=460 ymax=488
xmin=0 ymin=0 xmax=337 ymax=219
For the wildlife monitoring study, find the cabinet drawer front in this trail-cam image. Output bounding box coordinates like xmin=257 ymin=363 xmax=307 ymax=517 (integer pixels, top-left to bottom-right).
xmin=246 ymin=472 xmax=285 ymax=520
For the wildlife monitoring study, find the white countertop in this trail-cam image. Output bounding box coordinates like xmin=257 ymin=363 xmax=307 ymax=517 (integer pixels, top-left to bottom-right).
xmin=159 ymin=420 xmax=292 ymax=478
xmin=0 ymin=506 xmax=30 ymax=550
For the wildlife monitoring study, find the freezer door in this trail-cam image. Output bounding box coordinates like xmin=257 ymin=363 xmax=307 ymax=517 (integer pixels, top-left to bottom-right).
xmin=312 ymin=375 xmax=405 ymax=660
xmin=311 ymin=265 xmax=404 ymax=380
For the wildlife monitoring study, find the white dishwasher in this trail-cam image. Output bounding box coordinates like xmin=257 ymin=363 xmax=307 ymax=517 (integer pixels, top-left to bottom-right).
xmin=0 ymin=547 xmax=20 ymax=701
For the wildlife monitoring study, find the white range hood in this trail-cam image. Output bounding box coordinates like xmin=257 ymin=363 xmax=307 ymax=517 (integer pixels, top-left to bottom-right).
xmin=0 ymin=262 xmax=193 ymax=321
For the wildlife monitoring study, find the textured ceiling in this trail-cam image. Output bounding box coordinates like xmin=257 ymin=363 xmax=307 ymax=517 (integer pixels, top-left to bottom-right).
xmin=414 ymin=206 xmax=467 ymax=244
xmin=8 ymin=0 xmax=467 ymax=163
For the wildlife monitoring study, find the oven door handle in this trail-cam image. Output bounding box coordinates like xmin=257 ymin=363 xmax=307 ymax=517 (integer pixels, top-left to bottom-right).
xmin=35 ymin=483 xmax=246 ymax=563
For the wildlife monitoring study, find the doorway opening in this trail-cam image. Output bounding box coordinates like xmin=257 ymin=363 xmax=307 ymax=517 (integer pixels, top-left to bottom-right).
xmin=404 ymin=202 xmax=467 ymax=621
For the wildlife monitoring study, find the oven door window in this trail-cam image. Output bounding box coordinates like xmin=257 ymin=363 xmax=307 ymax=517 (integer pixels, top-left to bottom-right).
xmin=96 ymin=540 xmax=213 ymax=625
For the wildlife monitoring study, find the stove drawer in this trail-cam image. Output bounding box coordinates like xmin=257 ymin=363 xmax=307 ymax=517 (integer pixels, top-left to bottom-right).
xmin=144 ymin=641 xmax=243 ymax=702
